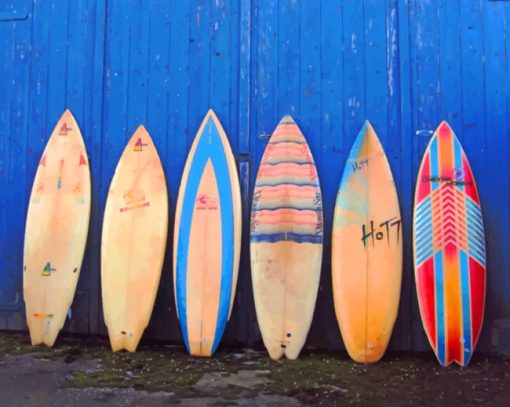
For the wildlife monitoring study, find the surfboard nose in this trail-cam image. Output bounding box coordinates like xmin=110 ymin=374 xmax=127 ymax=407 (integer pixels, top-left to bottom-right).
xmin=278 ymin=115 xmax=296 ymax=125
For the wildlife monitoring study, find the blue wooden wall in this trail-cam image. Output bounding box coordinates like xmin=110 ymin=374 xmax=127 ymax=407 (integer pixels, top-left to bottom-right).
xmin=1 ymin=0 xmax=510 ymax=353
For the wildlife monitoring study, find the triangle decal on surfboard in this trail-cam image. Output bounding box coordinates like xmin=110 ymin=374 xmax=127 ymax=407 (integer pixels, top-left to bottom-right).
xmin=133 ymin=138 xmax=148 ymax=152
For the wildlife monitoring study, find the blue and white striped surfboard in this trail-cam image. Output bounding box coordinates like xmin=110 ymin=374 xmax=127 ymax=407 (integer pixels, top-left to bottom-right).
xmin=173 ymin=110 xmax=242 ymax=357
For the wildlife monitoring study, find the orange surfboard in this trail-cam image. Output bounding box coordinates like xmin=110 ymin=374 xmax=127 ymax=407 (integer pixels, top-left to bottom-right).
xmin=331 ymin=121 xmax=402 ymax=363
xmin=101 ymin=126 xmax=168 ymax=352
xmin=173 ymin=110 xmax=242 ymax=357
xmin=250 ymin=116 xmax=323 ymax=360
xmin=23 ymin=110 xmax=91 ymax=346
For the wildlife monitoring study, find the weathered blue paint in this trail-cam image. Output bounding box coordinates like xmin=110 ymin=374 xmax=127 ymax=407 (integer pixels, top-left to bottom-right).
xmin=1 ymin=0 xmax=510 ymax=352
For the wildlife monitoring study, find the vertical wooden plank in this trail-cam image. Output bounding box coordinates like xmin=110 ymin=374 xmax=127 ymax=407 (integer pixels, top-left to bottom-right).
xmin=0 ymin=13 xmax=31 ymax=311
xmin=238 ymin=0 xmax=250 ymax=155
xmin=458 ymin=0 xmax=487 ymax=347
xmin=342 ymin=0 xmax=365 ymax=144
xmin=482 ymin=0 xmax=509 ymax=350
xmin=167 ymin=0 xmax=191 ymax=200
xmin=364 ymin=0 xmax=388 ymax=140
xmin=146 ymin=1 xmax=171 ymax=153
xmin=437 ymin=0 xmax=462 ymax=128
xmin=210 ymin=0 xmax=232 ymax=138
xmin=66 ymin=0 xmax=86 ymax=113
xmin=235 ymin=0 xmax=250 ymax=341
xmin=459 ymin=0 xmax=485 ymax=173
xmin=228 ymin=0 xmax=240 ymax=153
xmin=0 ymin=18 xmax=9 ymax=303
xmin=0 ymin=17 xmax=15 ymax=307
xmin=61 ymin=0 xmax=92 ymax=334
xmin=299 ymin=1 xmax=321 ymax=158
xmin=188 ymin=0 xmax=212 ymax=146
xmin=249 ymin=0 xmax=278 ymax=342
xmin=84 ymin=0 xmax=106 ymax=335
xmin=143 ymin=0 xmax=172 ymax=341
xmin=387 ymin=0 xmax=412 ymax=351
xmin=278 ymin=0 xmax=299 ymax=116
xmin=252 ymin=0 xmax=278 ymax=162
xmin=25 ymin=0 xmax=51 ymax=204
xmin=10 ymin=17 xmax=31 ymax=310
xmin=319 ymin=0 xmax=344 ymax=349
xmin=409 ymin=0 xmax=440 ymax=351
xmin=98 ymin=0 xmax=130 ymax=335
xmin=100 ymin=0 xmax=130 ymax=210
xmin=320 ymin=1 xmax=343 ymax=155
xmin=300 ymin=0 xmax=332 ymax=348
xmin=126 ymin=0 xmax=150 ymax=132
xmin=46 ymin=0 xmax=70 ymax=121
xmin=165 ymin=0 xmax=191 ymax=340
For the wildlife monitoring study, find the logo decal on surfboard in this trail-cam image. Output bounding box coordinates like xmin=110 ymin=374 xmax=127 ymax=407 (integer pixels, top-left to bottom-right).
xmin=42 ymin=262 xmax=56 ymax=276
xmin=119 ymin=188 xmax=150 ymax=212
xmin=195 ymin=194 xmax=218 ymax=210
xmin=59 ymin=122 xmax=71 ymax=136
xmin=133 ymin=138 xmax=148 ymax=152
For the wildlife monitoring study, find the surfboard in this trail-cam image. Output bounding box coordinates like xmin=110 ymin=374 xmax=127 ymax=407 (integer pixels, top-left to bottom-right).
xmin=331 ymin=121 xmax=402 ymax=363
xmin=101 ymin=126 xmax=168 ymax=352
xmin=173 ymin=109 xmax=242 ymax=357
xmin=413 ymin=121 xmax=486 ymax=367
xmin=250 ymin=115 xmax=323 ymax=360
xmin=23 ymin=109 xmax=91 ymax=347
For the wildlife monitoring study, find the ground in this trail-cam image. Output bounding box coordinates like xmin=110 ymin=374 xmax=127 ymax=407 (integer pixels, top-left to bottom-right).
xmin=0 ymin=332 xmax=509 ymax=406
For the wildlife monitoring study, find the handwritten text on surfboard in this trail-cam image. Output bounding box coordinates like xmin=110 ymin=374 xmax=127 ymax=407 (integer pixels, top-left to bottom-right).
xmin=361 ymin=217 xmax=402 ymax=248
xmin=352 ymin=159 xmax=368 ymax=173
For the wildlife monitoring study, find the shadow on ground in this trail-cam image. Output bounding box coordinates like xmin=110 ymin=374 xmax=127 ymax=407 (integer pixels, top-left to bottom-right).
xmin=0 ymin=332 xmax=509 ymax=406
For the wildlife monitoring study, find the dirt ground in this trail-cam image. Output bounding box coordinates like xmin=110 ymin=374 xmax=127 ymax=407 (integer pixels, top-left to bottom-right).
xmin=0 ymin=332 xmax=509 ymax=406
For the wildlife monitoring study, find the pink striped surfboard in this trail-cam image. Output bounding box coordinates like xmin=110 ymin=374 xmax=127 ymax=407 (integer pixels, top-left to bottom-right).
xmin=250 ymin=115 xmax=323 ymax=360
xmin=413 ymin=121 xmax=486 ymax=367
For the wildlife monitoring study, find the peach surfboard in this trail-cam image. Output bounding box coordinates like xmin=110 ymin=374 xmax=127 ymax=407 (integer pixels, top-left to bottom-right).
xmin=250 ymin=116 xmax=323 ymax=360
xmin=173 ymin=110 xmax=242 ymax=357
xmin=23 ymin=110 xmax=91 ymax=347
xmin=101 ymin=126 xmax=168 ymax=352
xmin=332 ymin=121 xmax=402 ymax=363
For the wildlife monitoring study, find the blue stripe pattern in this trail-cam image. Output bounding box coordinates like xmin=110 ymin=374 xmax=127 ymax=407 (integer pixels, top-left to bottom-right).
xmin=459 ymin=249 xmax=472 ymax=366
xmin=453 ymin=136 xmax=464 ymax=193
xmin=434 ymin=250 xmax=446 ymax=365
xmin=176 ymin=116 xmax=235 ymax=354
xmin=252 ymin=205 xmax=322 ymax=212
xmin=255 ymin=181 xmax=318 ymax=187
xmin=269 ymin=140 xmax=305 ymax=145
xmin=414 ymin=196 xmax=434 ymax=266
xmin=430 ymin=137 xmax=439 ymax=191
xmin=251 ymin=233 xmax=323 ymax=244
xmin=465 ymin=196 xmax=486 ymax=267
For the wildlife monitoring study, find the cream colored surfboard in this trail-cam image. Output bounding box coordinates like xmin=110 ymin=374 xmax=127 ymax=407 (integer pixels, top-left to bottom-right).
xmin=101 ymin=126 xmax=168 ymax=352
xmin=173 ymin=110 xmax=242 ymax=357
xmin=23 ymin=109 xmax=91 ymax=347
xmin=332 ymin=121 xmax=402 ymax=363
xmin=250 ymin=115 xmax=323 ymax=360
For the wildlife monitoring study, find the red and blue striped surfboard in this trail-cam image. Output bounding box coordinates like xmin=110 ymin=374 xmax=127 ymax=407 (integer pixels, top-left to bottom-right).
xmin=413 ymin=121 xmax=486 ymax=367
